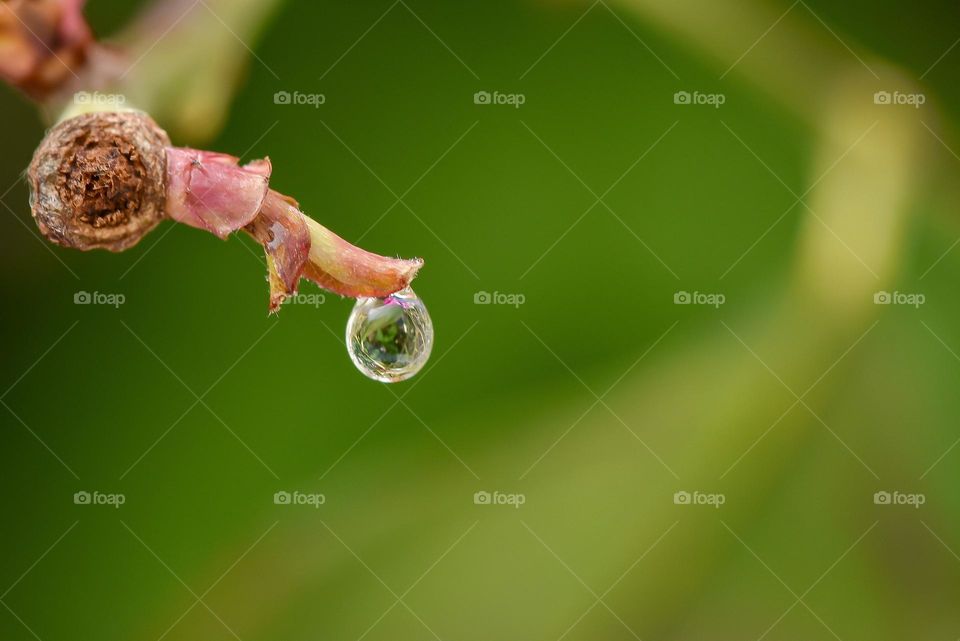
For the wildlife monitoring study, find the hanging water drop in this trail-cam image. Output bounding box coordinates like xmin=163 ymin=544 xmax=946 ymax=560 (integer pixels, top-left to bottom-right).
xmin=345 ymin=287 xmax=434 ymax=383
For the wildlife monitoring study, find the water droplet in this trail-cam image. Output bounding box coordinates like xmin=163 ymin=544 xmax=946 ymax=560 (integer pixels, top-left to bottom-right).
xmin=345 ymin=287 xmax=433 ymax=383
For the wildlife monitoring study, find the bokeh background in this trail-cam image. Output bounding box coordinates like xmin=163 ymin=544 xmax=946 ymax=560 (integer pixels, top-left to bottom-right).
xmin=2 ymin=0 xmax=960 ymax=639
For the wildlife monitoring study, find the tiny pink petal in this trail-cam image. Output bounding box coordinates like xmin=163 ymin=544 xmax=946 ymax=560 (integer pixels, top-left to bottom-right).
xmin=248 ymin=191 xmax=311 ymax=312
xmin=165 ymin=147 xmax=271 ymax=239
xmin=302 ymin=218 xmax=423 ymax=298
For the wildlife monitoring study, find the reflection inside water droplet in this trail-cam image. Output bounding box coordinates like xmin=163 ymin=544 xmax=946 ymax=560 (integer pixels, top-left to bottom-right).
xmin=345 ymin=287 xmax=433 ymax=383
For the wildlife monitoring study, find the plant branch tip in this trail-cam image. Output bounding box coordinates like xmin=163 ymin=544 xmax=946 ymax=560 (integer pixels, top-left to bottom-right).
xmin=28 ymin=110 xmax=424 ymax=311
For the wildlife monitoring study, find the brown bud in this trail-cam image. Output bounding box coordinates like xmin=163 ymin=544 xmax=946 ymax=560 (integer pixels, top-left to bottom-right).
xmin=28 ymin=111 xmax=170 ymax=252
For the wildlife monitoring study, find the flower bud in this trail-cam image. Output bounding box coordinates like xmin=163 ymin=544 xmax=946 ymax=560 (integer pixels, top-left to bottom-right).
xmin=28 ymin=110 xmax=170 ymax=251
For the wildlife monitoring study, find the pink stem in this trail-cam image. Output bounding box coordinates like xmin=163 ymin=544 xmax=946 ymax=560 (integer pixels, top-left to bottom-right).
xmin=164 ymin=147 xmax=422 ymax=312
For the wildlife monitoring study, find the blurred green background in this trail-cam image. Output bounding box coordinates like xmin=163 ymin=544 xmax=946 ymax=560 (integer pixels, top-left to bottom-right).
xmin=2 ymin=0 xmax=960 ymax=639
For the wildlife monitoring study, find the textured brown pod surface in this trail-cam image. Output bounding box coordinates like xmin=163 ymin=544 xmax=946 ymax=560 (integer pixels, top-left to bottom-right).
xmin=28 ymin=111 xmax=171 ymax=252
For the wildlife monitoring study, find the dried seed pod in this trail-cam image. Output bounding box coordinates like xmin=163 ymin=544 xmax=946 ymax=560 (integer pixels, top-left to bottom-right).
xmin=28 ymin=110 xmax=170 ymax=251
